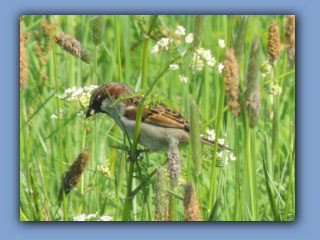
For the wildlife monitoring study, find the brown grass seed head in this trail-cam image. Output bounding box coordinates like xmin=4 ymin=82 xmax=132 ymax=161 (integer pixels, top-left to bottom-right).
xmin=183 ymin=181 xmax=201 ymax=221
xmin=58 ymin=148 xmax=91 ymax=201
xmin=54 ymin=32 xmax=92 ymax=64
xmin=224 ymin=49 xmax=241 ymax=117
xmin=268 ymin=20 xmax=281 ymax=64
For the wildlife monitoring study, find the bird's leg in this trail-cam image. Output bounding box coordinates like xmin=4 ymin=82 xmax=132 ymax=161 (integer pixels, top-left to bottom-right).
xmin=127 ymin=149 xmax=150 ymax=162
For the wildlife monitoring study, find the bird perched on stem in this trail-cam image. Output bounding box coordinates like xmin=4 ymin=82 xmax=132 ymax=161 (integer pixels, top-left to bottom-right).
xmin=86 ymin=82 xmax=233 ymax=161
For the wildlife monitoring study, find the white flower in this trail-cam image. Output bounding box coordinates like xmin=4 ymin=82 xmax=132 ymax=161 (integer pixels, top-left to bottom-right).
xmin=270 ymin=84 xmax=283 ymax=95
xmin=218 ymin=63 xmax=224 ymax=73
xmin=179 ymin=74 xmax=188 ymax=83
xmin=177 ymin=46 xmax=188 ymax=57
xmin=169 ymin=64 xmax=179 ymax=70
xmin=151 ymin=44 xmax=159 ymax=54
xmin=217 ymin=152 xmax=223 ymax=159
xmin=218 ymin=39 xmax=225 ymax=48
xmin=189 ymin=53 xmax=205 ymax=73
xmin=158 ymin=38 xmax=170 ymax=50
xmin=218 ymin=138 xmax=225 ymax=145
xmin=86 ymin=212 xmax=98 ymax=220
xmin=57 ymin=93 xmax=67 ymax=99
xmin=65 ymin=86 xmax=77 ymax=94
xmin=185 ymin=33 xmax=194 ymax=43
xmin=73 ymin=214 xmax=87 ymax=221
xmin=97 ymin=161 xmax=111 ymax=176
xmin=206 ymin=129 xmax=216 ymax=141
xmin=175 ymin=26 xmax=186 ymax=36
xmin=51 ymin=114 xmax=58 ymax=119
xmin=207 ymin=57 xmax=216 ymax=66
xmin=100 ymin=215 xmax=112 ymax=221
xmin=199 ymin=49 xmax=212 ymax=61
xmin=229 ymin=153 xmax=236 ymax=161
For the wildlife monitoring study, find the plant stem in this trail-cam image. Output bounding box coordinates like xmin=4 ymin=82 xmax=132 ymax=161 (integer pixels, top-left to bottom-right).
xmin=51 ymin=22 xmax=68 ymax=221
xmin=94 ymin=47 xmax=100 ymax=218
xmin=245 ymin=108 xmax=255 ymax=220
xmin=122 ymin=15 xmax=158 ymax=221
xmin=20 ymin=96 xmax=33 ymax=221
xmin=115 ymin=15 xmax=123 ymax=83
xmin=208 ymin=27 xmax=225 ymax=213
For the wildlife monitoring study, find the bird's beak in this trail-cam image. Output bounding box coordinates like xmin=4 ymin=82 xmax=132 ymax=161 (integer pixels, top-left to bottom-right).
xmin=86 ymin=108 xmax=95 ymax=118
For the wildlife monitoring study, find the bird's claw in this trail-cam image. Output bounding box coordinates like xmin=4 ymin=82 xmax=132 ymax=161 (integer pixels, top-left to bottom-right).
xmin=127 ymin=150 xmax=141 ymax=162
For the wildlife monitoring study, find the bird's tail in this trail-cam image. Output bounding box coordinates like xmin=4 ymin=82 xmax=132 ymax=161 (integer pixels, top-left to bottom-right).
xmin=200 ymin=137 xmax=234 ymax=152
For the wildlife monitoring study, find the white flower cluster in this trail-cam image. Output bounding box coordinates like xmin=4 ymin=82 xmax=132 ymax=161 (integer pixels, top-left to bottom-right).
xmin=51 ymin=107 xmax=69 ymax=119
xmin=261 ymin=60 xmax=272 ymax=77
xmin=185 ymin=33 xmax=194 ymax=43
xmin=216 ymin=151 xmax=236 ymax=165
xmin=175 ymin=26 xmax=186 ymax=36
xmin=151 ymin=37 xmax=171 ymax=54
xmin=169 ymin=63 xmax=179 ymax=70
xmin=151 ymin=25 xmax=226 ymax=79
xmin=218 ymin=39 xmax=225 ymax=48
xmin=206 ymin=129 xmax=216 ymax=141
xmin=190 ymin=48 xmax=216 ymax=74
xmin=270 ymin=84 xmax=283 ymax=95
xmin=179 ymin=74 xmax=188 ymax=83
xmin=73 ymin=212 xmax=112 ymax=221
xmin=218 ymin=63 xmax=224 ymax=73
xmin=54 ymin=85 xmax=99 ymax=118
xmin=206 ymin=128 xmax=226 ymax=146
xmin=99 ymin=215 xmax=112 ymax=221
xmin=225 ymin=153 xmax=236 ymax=164
xmin=97 ymin=161 xmax=110 ymax=176
xmin=177 ymin=46 xmax=188 ymax=57
xmin=58 ymin=85 xmax=99 ymax=108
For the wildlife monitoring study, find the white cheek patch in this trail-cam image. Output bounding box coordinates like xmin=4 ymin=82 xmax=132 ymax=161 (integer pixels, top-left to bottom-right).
xmin=90 ymin=109 xmax=95 ymax=115
xmin=126 ymin=105 xmax=135 ymax=110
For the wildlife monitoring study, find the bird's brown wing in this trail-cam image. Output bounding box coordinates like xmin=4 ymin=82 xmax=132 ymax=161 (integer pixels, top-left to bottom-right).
xmin=123 ymin=97 xmax=190 ymax=130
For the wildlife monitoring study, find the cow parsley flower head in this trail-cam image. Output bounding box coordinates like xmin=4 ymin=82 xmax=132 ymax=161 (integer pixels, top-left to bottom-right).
xmin=73 ymin=214 xmax=87 ymax=221
xmin=207 ymin=57 xmax=216 ymax=67
xmin=206 ymin=129 xmax=216 ymax=141
xmin=158 ymin=38 xmax=170 ymax=50
xmin=169 ymin=63 xmax=179 ymax=70
xmin=177 ymin=46 xmax=188 ymax=57
xmin=86 ymin=212 xmax=98 ymax=220
xmin=270 ymin=83 xmax=283 ymax=95
xmin=179 ymin=74 xmax=188 ymax=83
xmin=175 ymin=26 xmax=186 ymax=36
xmin=100 ymin=215 xmax=112 ymax=221
xmin=229 ymin=153 xmax=236 ymax=161
xmin=185 ymin=33 xmax=194 ymax=43
xmin=218 ymin=39 xmax=225 ymax=48
xmin=151 ymin=44 xmax=159 ymax=54
xmin=97 ymin=160 xmax=110 ymax=176
xmin=218 ymin=63 xmax=224 ymax=73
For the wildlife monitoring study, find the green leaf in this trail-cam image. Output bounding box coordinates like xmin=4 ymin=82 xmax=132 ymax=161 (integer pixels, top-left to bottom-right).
xmin=261 ymin=154 xmax=280 ymax=221
xmin=108 ymin=144 xmax=131 ymax=152
xmin=208 ymin=196 xmax=220 ymax=221
xmin=30 ymin=167 xmax=44 ymax=221
xmin=20 ymin=171 xmax=30 ymax=220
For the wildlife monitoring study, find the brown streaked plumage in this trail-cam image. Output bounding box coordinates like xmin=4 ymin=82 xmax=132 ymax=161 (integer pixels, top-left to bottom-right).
xmin=86 ymin=82 xmax=233 ymax=152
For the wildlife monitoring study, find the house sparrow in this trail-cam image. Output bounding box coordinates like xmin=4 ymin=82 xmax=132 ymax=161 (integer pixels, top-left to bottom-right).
xmin=86 ymin=82 xmax=233 ymax=159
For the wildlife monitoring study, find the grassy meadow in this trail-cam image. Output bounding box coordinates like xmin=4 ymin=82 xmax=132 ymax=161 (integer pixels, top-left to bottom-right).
xmin=20 ymin=15 xmax=295 ymax=221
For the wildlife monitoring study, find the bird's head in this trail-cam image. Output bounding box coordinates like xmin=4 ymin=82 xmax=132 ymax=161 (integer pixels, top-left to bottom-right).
xmin=86 ymin=82 xmax=133 ymax=118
